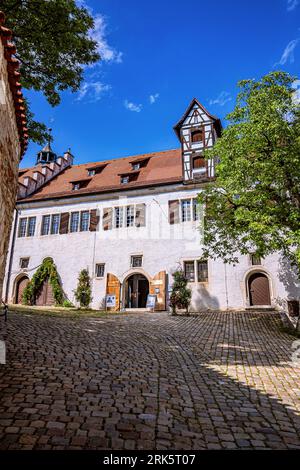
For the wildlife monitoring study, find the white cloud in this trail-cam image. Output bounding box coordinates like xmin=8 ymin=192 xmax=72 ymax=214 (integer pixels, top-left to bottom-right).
xmin=124 ymin=100 xmax=142 ymax=112
xmin=76 ymin=81 xmax=111 ymax=102
xmin=209 ymin=91 xmax=232 ymax=107
xmin=91 ymin=15 xmax=123 ymax=64
xmin=275 ymin=38 xmax=299 ymax=65
xmin=287 ymin=0 xmax=299 ymax=11
xmin=76 ymin=0 xmax=122 ymax=64
xmin=149 ymin=93 xmax=159 ymax=104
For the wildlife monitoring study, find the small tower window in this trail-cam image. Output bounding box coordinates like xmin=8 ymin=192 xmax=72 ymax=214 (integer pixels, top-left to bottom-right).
xmin=191 ymin=129 xmax=203 ymax=143
xmin=193 ymin=156 xmax=206 ymax=169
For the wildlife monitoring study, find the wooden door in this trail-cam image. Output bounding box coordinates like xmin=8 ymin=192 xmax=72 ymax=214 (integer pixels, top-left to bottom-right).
xmin=16 ymin=276 xmax=29 ymax=304
xmin=35 ymin=279 xmax=55 ymax=306
xmin=249 ymin=273 xmax=271 ymax=306
xmin=106 ymin=273 xmax=120 ymax=311
xmin=149 ymin=271 xmax=166 ymax=311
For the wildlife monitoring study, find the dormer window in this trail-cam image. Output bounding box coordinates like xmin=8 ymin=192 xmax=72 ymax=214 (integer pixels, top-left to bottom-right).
xmin=130 ymin=157 xmax=150 ymax=170
xmin=70 ymin=178 xmax=91 ymax=191
xmin=191 ymin=129 xmax=203 ymax=143
xmin=121 ymin=176 xmax=129 ymax=184
xmin=86 ymin=163 xmax=107 ymax=176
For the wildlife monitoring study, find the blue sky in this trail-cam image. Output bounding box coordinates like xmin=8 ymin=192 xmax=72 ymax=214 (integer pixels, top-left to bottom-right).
xmin=21 ymin=0 xmax=300 ymax=168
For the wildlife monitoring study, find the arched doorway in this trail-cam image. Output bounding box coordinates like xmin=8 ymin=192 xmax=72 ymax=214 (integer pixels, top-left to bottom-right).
xmin=125 ymin=274 xmax=149 ymax=308
xmin=15 ymin=275 xmax=29 ymax=304
xmin=248 ymin=272 xmax=271 ymax=306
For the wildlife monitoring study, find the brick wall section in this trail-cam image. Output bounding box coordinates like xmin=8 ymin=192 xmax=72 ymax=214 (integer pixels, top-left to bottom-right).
xmin=0 ymin=36 xmax=21 ymax=300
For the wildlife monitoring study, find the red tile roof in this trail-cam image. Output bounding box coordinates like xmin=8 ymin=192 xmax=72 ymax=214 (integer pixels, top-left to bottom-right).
xmin=18 ymin=148 xmax=183 ymax=202
xmin=0 ymin=11 xmax=28 ymax=157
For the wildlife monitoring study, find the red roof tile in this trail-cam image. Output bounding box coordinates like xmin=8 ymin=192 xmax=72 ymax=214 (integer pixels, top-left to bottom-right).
xmin=0 ymin=11 xmax=28 ymax=157
xmin=18 ymin=148 xmax=183 ymax=202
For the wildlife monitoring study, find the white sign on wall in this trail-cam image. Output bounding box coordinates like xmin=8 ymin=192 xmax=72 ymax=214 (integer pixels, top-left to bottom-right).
xmin=106 ymin=295 xmax=116 ymax=308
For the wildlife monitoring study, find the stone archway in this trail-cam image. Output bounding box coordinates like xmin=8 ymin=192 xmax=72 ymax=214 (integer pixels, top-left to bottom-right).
xmin=248 ymin=272 xmax=271 ymax=306
xmin=125 ymin=273 xmax=149 ymax=308
xmin=15 ymin=275 xmax=29 ymax=304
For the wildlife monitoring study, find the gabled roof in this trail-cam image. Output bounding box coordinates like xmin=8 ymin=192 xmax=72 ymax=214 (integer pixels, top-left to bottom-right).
xmin=18 ymin=148 xmax=183 ymax=203
xmin=173 ymin=98 xmax=222 ymax=139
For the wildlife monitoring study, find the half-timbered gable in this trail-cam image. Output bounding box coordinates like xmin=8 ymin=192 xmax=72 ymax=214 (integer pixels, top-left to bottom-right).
xmin=174 ymin=98 xmax=222 ymax=182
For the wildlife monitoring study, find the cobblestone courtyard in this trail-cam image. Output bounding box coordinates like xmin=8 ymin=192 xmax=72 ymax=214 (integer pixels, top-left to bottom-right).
xmin=0 ymin=311 xmax=300 ymax=450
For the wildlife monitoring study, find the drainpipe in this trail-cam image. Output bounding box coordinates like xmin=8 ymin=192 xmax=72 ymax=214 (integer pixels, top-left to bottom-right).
xmin=4 ymin=207 xmax=19 ymax=303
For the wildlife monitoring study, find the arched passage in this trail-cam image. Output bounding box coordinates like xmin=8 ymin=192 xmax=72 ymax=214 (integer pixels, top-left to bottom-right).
xmin=125 ymin=273 xmax=149 ymax=308
xmin=248 ymin=272 xmax=271 ymax=306
xmin=15 ymin=275 xmax=29 ymax=304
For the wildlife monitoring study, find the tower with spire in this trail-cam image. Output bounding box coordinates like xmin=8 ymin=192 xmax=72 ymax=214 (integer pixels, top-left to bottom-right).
xmin=36 ymin=128 xmax=57 ymax=165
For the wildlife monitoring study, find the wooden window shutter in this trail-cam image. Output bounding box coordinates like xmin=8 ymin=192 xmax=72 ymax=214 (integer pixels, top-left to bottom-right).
xmin=89 ymin=209 xmax=100 ymax=231
xmin=168 ymin=200 xmax=179 ymax=225
xmin=103 ymin=207 xmax=113 ymax=231
xmin=59 ymin=212 xmax=70 ymax=234
xmin=135 ymin=203 xmax=146 ymax=227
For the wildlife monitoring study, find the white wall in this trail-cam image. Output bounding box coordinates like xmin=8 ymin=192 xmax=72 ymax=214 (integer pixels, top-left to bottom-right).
xmin=5 ymin=184 xmax=299 ymax=311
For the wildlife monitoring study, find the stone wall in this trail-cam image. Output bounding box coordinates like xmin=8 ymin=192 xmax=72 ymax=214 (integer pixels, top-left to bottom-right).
xmin=0 ymin=35 xmax=21 ymax=301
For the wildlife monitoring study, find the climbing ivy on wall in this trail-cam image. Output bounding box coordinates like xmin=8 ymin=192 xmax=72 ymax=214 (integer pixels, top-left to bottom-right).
xmin=22 ymin=257 xmax=64 ymax=306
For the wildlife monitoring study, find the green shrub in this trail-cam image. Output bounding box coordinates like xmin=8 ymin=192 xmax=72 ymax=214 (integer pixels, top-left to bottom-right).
xmin=169 ymin=269 xmax=192 ymax=315
xmin=74 ymin=269 xmax=92 ymax=308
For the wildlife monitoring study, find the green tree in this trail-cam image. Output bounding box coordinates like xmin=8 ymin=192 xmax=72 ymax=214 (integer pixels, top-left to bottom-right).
xmin=74 ymin=269 xmax=92 ymax=308
xmin=199 ymin=71 xmax=300 ymax=278
xmin=169 ymin=269 xmax=192 ymax=315
xmin=2 ymin=0 xmax=100 ymax=143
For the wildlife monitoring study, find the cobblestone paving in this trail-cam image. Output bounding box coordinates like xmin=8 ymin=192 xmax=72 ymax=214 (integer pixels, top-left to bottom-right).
xmin=0 ymin=311 xmax=300 ymax=450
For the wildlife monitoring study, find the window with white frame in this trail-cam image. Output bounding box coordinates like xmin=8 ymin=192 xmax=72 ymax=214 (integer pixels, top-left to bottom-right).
xmin=95 ymin=263 xmax=105 ymax=278
xmin=131 ymin=255 xmax=143 ymax=268
xmin=132 ymin=163 xmax=140 ymax=171
xmin=50 ymin=214 xmax=60 ymax=234
xmin=72 ymin=183 xmax=80 ymax=191
xmin=27 ymin=217 xmax=36 ymax=237
xmin=18 ymin=217 xmax=36 ymax=238
xmin=180 ymin=198 xmax=201 ymax=222
xmin=126 ymin=205 xmax=135 ymax=227
xmin=88 ymin=169 xmax=95 ymax=177
xmin=41 ymin=215 xmax=51 ymax=235
xmin=181 ymin=199 xmax=192 ymax=222
xmin=18 ymin=218 xmax=27 ymax=238
xmin=80 ymin=211 xmax=90 ymax=231
xmin=20 ymin=257 xmax=29 ymax=269
xmin=70 ymin=212 xmax=80 ymax=232
xmin=114 ymin=207 xmax=124 ymax=229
